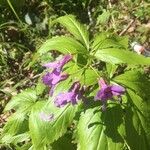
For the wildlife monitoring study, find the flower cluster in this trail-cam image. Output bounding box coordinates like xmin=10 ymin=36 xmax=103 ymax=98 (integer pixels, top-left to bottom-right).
xmin=41 ymin=55 xmax=125 ymax=121
xmin=42 ymin=55 xmax=72 ymax=96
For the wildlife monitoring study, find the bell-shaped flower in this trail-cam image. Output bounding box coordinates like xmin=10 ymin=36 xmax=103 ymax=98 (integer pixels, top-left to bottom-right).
xmin=54 ymin=82 xmax=82 ymax=107
xmin=43 ymin=54 xmax=72 ymax=72
xmin=42 ymin=69 xmax=69 ymax=96
xmin=95 ymin=78 xmax=125 ymax=110
xmin=42 ymin=54 xmax=72 ymax=96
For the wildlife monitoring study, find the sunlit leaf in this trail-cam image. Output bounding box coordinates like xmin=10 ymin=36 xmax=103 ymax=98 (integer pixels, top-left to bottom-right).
xmin=55 ymin=15 xmax=89 ymax=49
xmin=113 ymin=70 xmax=150 ymax=98
xmin=95 ymin=48 xmax=150 ymax=65
xmin=1 ymin=112 xmax=28 ymax=144
xmin=29 ymin=99 xmax=79 ymax=148
xmin=4 ymin=89 xmax=37 ymax=112
xmin=38 ymin=36 xmax=87 ymax=55
xmin=77 ymin=105 xmax=125 ymax=150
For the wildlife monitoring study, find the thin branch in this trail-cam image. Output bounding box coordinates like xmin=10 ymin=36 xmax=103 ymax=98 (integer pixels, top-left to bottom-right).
xmin=119 ymin=19 xmax=135 ymax=36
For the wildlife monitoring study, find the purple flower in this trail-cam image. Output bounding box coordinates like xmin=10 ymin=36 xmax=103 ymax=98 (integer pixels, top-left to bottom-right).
xmin=54 ymin=82 xmax=82 ymax=107
xmin=42 ymin=70 xmax=69 ymax=96
xmin=42 ymin=54 xmax=72 ymax=96
xmin=95 ymin=78 xmax=125 ymax=110
xmin=39 ymin=112 xmax=54 ymax=122
xmin=43 ymin=54 xmax=72 ymax=72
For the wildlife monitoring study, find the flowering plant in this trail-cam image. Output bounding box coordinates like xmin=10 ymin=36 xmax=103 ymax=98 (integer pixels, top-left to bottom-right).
xmin=1 ymin=15 xmax=150 ymax=150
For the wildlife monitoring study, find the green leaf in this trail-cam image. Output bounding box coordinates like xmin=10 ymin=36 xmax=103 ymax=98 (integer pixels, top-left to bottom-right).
xmin=11 ymin=132 xmax=30 ymax=145
xmin=77 ymin=105 xmax=125 ymax=150
xmin=65 ymin=63 xmax=83 ymax=81
xmin=92 ymin=33 xmax=128 ymax=51
xmin=80 ymin=68 xmax=99 ymax=86
xmin=1 ymin=112 xmax=28 ymax=144
xmin=55 ymin=15 xmax=89 ymax=49
xmin=29 ymin=100 xmax=78 ymax=148
xmin=51 ymin=133 xmax=76 ymax=150
xmin=94 ymin=48 xmax=150 ymax=65
xmin=122 ymin=90 xmax=150 ymax=149
xmin=36 ymin=78 xmax=46 ymax=95
xmin=38 ymin=36 xmax=87 ymax=55
xmin=113 ymin=70 xmax=150 ymax=98
xmin=106 ymin=63 xmax=118 ymax=78
xmin=97 ymin=10 xmax=110 ymax=25
xmin=4 ymin=89 xmax=37 ymax=112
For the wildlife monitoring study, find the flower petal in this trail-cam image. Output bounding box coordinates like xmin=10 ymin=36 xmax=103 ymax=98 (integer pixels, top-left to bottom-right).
xmin=43 ymin=62 xmax=58 ymax=69
xmin=43 ymin=54 xmax=72 ymax=72
xmin=111 ymin=85 xmax=125 ymax=96
xmin=98 ymin=78 xmax=107 ymax=88
xmin=54 ymin=93 xmax=71 ymax=107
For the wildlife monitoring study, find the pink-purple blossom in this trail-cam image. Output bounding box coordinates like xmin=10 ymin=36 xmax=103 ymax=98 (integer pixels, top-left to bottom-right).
xmin=54 ymin=82 xmax=82 ymax=107
xmin=43 ymin=54 xmax=72 ymax=72
xmin=95 ymin=78 xmax=125 ymax=110
xmin=42 ymin=55 xmax=72 ymax=96
xmin=42 ymin=70 xmax=69 ymax=96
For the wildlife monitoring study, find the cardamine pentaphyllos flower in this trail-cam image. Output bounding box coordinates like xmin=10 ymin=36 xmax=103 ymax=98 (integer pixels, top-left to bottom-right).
xmin=95 ymin=78 xmax=125 ymax=111
xmin=54 ymin=81 xmax=83 ymax=107
xmin=42 ymin=54 xmax=72 ymax=96
xmin=43 ymin=54 xmax=72 ymax=72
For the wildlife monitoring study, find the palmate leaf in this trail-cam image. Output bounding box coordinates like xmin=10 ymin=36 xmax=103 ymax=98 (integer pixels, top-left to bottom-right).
xmin=94 ymin=48 xmax=150 ymax=65
xmin=113 ymin=70 xmax=150 ymax=99
xmin=4 ymin=89 xmax=37 ymax=112
xmin=29 ymin=100 xmax=79 ymax=149
xmin=77 ymin=105 xmax=125 ymax=150
xmin=38 ymin=36 xmax=87 ymax=55
xmin=55 ymin=15 xmax=89 ymax=49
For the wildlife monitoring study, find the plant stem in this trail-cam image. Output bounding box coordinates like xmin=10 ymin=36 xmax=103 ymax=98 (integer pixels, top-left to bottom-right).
xmin=7 ymin=0 xmax=22 ymax=25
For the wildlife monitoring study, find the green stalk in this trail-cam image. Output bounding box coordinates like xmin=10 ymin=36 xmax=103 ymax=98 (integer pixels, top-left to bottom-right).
xmin=7 ymin=0 xmax=22 ymax=24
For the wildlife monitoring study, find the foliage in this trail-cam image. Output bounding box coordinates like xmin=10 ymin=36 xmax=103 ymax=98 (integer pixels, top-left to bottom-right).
xmin=1 ymin=15 xmax=150 ymax=150
xmin=0 ymin=0 xmax=150 ymax=150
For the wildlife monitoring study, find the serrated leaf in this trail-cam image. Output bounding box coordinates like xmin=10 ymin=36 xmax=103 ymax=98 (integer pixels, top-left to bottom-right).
xmin=123 ymin=90 xmax=150 ymax=149
xmin=51 ymin=133 xmax=76 ymax=150
xmin=55 ymin=15 xmax=89 ymax=49
xmin=95 ymin=48 xmax=150 ymax=65
xmin=29 ymin=100 xmax=78 ymax=149
xmin=80 ymin=68 xmax=99 ymax=86
xmin=4 ymin=89 xmax=37 ymax=112
xmin=92 ymin=33 xmax=128 ymax=51
xmin=77 ymin=105 xmax=124 ymax=150
xmin=38 ymin=36 xmax=87 ymax=55
xmin=1 ymin=112 xmax=28 ymax=144
xmin=11 ymin=132 xmax=30 ymax=145
xmin=113 ymin=70 xmax=150 ymax=99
